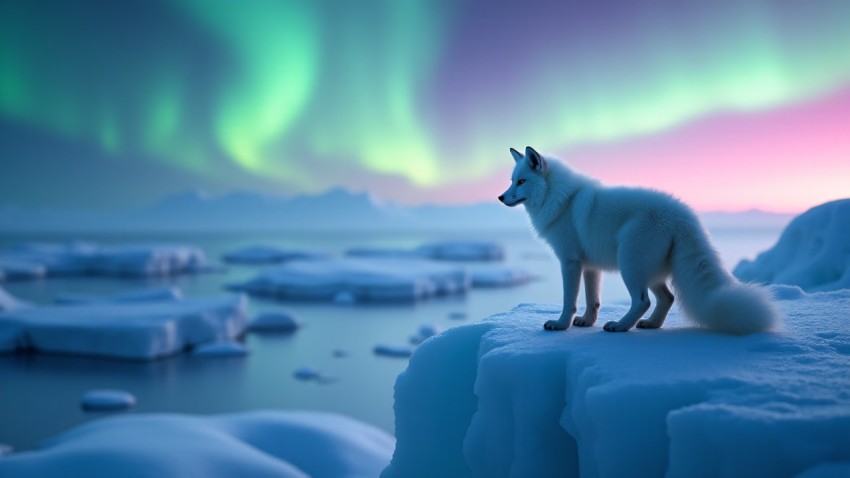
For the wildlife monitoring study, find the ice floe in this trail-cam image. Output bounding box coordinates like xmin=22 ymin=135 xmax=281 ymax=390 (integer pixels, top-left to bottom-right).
xmin=222 ymin=245 xmax=327 ymax=265
xmin=229 ymin=257 xmax=470 ymax=303
xmin=734 ymin=199 xmax=850 ymax=292
xmin=383 ymin=291 xmax=850 ymax=478
xmin=248 ymin=310 xmax=301 ymax=332
xmin=0 ymin=411 xmax=394 ymax=478
xmin=467 ymin=264 xmax=534 ymax=287
xmin=374 ymin=344 xmax=414 ymax=358
xmin=347 ymin=241 xmax=505 ymax=262
xmin=0 ymin=295 xmax=248 ymax=360
xmin=0 ymin=242 xmax=213 ymax=280
xmin=192 ymin=341 xmax=249 ymax=358
xmin=0 ymin=287 xmax=28 ymax=312
xmin=54 ymin=286 xmax=183 ymax=305
xmin=81 ymin=389 xmax=136 ymax=412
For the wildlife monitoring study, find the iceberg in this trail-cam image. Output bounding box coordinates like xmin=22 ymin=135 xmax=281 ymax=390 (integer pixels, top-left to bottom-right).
xmin=229 ymin=257 xmax=470 ymax=303
xmin=222 ymin=245 xmax=328 ymax=265
xmin=0 ymin=295 xmax=248 ymax=360
xmin=734 ymin=199 xmax=850 ymax=292
xmin=0 ymin=242 xmax=213 ymax=280
xmin=0 ymin=411 xmax=394 ymax=478
xmin=383 ymin=290 xmax=850 ymax=478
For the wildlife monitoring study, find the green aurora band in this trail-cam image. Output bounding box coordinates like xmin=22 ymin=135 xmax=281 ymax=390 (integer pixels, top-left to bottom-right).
xmin=1 ymin=0 xmax=849 ymax=190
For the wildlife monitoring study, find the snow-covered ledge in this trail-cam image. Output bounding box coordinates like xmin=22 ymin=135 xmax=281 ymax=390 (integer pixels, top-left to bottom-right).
xmin=382 ymin=290 xmax=850 ymax=478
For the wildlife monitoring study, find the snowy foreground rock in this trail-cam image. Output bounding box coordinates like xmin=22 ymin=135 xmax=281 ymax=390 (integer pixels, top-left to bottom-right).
xmin=0 ymin=242 xmax=212 ymax=280
xmin=0 ymin=411 xmax=394 ymax=478
xmin=734 ymin=199 xmax=850 ymax=292
xmin=0 ymin=295 xmax=247 ymax=360
xmin=229 ymin=257 xmax=470 ymax=303
xmin=383 ymin=290 xmax=850 ymax=478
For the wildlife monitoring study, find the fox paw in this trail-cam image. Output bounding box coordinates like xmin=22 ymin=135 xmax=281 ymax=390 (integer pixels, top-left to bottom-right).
xmin=543 ymin=319 xmax=570 ymax=331
xmin=636 ymin=319 xmax=661 ymax=329
xmin=573 ymin=316 xmax=597 ymax=327
xmin=603 ymin=321 xmax=630 ymax=332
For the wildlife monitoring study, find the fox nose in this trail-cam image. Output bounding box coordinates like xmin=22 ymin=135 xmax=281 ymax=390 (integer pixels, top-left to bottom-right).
xmin=498 ymin=195 xmax=505 ymax=202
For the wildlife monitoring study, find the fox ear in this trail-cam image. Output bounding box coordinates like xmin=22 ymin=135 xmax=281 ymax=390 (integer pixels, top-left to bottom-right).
xmin=525 ymin=146 xmax=547 ymax=173
xmin=510 ymin=147 xmax=523 ymax=163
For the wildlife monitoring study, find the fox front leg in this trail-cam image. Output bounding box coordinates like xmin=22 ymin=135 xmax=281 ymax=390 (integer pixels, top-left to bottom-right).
xmin=544 ymin=260 xmax=581 ymax=331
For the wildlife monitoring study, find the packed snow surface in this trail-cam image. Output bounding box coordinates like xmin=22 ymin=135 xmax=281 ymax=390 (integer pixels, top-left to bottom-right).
xmin=229 ymin=257 xmax=470 ymax=303
xmin=80 ymin=389 xmax=136 ymax=412
xmin=222 ymin=245 xmax=327 ymax=265
xmin=347 ymin=241 xmax=505 ymax=262
xmin=0 ymin=411 xmax=394 ymax=478
xmin=0 ymin=295 xmax=248 ymax=360
xmin=734 ymin=199 xmax=850 ymax=292
xmin=383 ymin=289 xmax=850 ymax=478
xmin=0 ymin=242 xmax=212 ymax=279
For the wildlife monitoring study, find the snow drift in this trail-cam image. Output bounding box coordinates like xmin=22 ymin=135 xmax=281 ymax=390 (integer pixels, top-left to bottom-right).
xmin=734 ymin=199 xmax=850 ymax=291
xmin=383 ymin=290 xmax=850 ymax=478
xmin=0 ymin=411 xmax=394 ymax=478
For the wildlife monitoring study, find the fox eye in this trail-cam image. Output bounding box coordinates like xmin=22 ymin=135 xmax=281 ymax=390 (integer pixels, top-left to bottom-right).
xmin=517 ymin=179 xmax=526 ymax=185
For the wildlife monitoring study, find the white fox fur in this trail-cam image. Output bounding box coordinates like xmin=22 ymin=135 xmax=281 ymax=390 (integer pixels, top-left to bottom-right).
xmin=499 ymin=146 xmax=778 ymax=334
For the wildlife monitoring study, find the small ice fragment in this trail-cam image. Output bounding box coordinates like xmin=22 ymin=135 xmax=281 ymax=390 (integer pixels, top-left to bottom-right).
xmin=81 ymin=389 xmax=136 ymax=412
xmin=333 ymin=349 xmax=349 ymax=358
xmin=448 ymin=311 xmax=467 ymax=320
xmin=294 ymin=366 xmax=321 ymax=381
xmin=333 ymin=291 xmax=357 ymax=304
xmin=193 ymin=342 xmax=249 ymax=357
xmin=0 ymin=444 xmax=13 ymax=457
xmin=248 ymin=311 xmax=301 ymax=332
xmin=374 ymin=345 xmax=413 ymax=358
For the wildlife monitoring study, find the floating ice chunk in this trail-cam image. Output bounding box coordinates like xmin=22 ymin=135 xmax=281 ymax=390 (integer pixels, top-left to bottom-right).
xmin=222 ymin=245 xmax=327 ymax=265
xmin=467 ymin=264 xmax=533 ymax=287
xmin=0 ymin=444 xmax=12 ymax=457
xmin=294 ymin=367 xmax=322 ymax=381
xmin=734 ymin=199 xmax=850 ymax=292
xmin=448 ymin=311 xmax=467 ymax=320
xmin=410 ymin=324 xmax=442 ymax=345
xmin=345 ymin=248 xmax=422 ymax=259
xmin=383 ymin=293 xmax=850 ymax=478
xmin=333 ymin=349 xmax=349 ymax=358
xmin=374 ymin=344 xmax=413 ymax=358
xmin=0 ymin=287 xmax=28 ymax=312
xmin=248 ymin=311 xmax=301 ymax=332
xmin=0 ymin=411 xmax=394 ymax=478
xmin=81 ymin=389 xmax=136 ymax=412
xmin=0 ymin=242 xmax=213 ymax=280
xmin=416 ymin=241 xmax=505 ymax=262
xmin=55 ymin=286 xmax=184 ymax=305
xmin=0 ymin=295 xmax=248 ymax=360
xmin=193 ymin=342 xmax=249 ymax=357
xmin=229 ymin=258 xmax=470 ymax=303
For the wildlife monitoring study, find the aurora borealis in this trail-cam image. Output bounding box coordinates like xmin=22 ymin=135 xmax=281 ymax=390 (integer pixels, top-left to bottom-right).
xmin=1 ymin=0 xmax=849 ymax=211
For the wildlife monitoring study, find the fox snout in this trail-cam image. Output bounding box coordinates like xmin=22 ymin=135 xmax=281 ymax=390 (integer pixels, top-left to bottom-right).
xmin=498 ymin=195 xmax=505 ymax=203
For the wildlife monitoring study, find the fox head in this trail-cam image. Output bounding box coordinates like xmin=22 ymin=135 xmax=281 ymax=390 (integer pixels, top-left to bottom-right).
xmin=499 ymin=146 xmax=548 ymax=209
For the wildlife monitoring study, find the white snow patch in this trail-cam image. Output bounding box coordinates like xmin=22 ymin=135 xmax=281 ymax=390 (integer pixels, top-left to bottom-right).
xmin=0 ymin=242 xmax=213 ymax=279
xmin=229 ymin=257 xmax=470 ymax=303
xmin=383 ymin=291 xmax=850 ymax=478
xmin=81 ymin=389 xmax=136 ymax=412
xmin=0 ymin=295 xmax=248 ymax=360
xmin=0 ymin=411 xmax=394 ymax=478
xmin=222 ymin=245 xmax=327 ymax=265
xmin=248 ymin=311 xmax=301 ymax=332
xmin=734 ymin=199 xmax=850 ymax=292
xmin=192 ymin=341 xmax=249 ymax=358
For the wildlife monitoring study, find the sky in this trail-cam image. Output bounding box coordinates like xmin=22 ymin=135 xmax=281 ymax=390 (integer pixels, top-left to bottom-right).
xmin=1 ymin=0 xmax=849 ymax=212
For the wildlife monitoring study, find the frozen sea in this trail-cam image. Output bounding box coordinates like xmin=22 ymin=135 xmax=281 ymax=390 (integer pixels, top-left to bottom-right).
xmin=0 ymin=225 xmax=783 ymax=451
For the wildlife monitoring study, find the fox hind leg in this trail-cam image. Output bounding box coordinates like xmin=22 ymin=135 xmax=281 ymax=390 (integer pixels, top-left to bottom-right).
xmin=573 ymin=268 xmax=601 ymax=327
xmin=637 ymin=282 xmax=674 ymax=329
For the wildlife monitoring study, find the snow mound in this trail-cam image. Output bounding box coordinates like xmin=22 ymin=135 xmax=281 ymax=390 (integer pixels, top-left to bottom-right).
xmin=222 ymin=245 xmax=327 ymax=265
xmin=0 ymin=287 xmax=29 ymax=312
xmin=0 ymin=242 xmax=212 ymax=279
xmin=0 ymin=295 xmax=248 ymax=360
xmin=347 ymin=241 xmax=505 ymax=262
xmin=248 ymin=310 xmax=301 ymax=332
xmin=192 ymin=342 xmax=249 ymax=357
xmin=734 ymin=199 xmax=850 ymax=292
xmin=468 ymin=265 xmax=534 ymax=287
xmin=0 ymin=411 xmax=394 ymax=478
xmin=81 ymin=389 xmax=136 ymax=412
xmin=383 ymin=292 xmax=850 ymax=478
xmin=55 ymin=286 xmax=183 ymax=305
xmin=229 ymin=258 xmax=470 ymax=303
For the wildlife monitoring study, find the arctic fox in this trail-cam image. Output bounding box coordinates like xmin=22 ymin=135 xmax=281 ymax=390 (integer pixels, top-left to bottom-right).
xmin=499 ymin=146 xmax=778 ymax=334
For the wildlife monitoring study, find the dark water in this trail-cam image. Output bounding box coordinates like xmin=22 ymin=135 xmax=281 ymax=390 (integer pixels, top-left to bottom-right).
xmin=0 ymin=227 xmax=781 ymax=450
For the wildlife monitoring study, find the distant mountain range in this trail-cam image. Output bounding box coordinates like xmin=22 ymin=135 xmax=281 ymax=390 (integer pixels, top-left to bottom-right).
xmin=0 ymin=188 xmax=795 ymax=233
